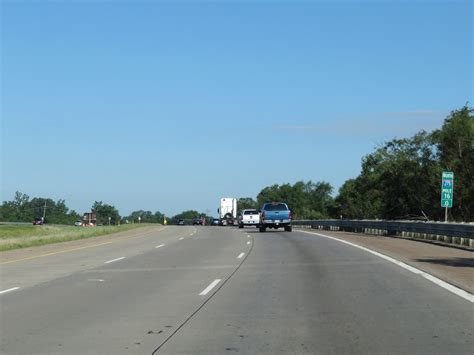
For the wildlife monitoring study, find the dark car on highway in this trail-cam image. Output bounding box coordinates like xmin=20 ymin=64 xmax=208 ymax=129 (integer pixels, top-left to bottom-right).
xmin=192 ymin=216 xmax=203 ymax=225
xmin=33 ymin=218 xmax=44 ymax=225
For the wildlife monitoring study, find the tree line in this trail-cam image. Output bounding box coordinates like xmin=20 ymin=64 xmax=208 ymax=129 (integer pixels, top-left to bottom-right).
xmin=0 ymin=192 xmax=81 ymax=225
xmin=2 ymin=106 xmax=472 ymax=224
xmin=235 ymin=182 xmax=335 ymax=220
xmin=0 ymin=194 xmax=166 ymax=226
xmin=236 ymin=106 xmax=473 ymax=222
xmin=336 ymin=106 xmax=473 ymax=221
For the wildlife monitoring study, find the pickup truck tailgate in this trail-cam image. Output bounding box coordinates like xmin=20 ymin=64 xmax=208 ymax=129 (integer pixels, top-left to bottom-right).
xmin=263 ymin=210 xmax=290 ymax=221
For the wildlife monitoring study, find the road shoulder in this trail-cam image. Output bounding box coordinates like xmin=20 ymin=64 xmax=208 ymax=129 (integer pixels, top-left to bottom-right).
xmin=296 ymin=228 xmax=473 ymax=294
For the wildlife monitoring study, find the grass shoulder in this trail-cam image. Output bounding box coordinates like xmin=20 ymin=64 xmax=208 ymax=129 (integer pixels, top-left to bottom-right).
xmin=0 ymin=223 xmax=156 ymax=251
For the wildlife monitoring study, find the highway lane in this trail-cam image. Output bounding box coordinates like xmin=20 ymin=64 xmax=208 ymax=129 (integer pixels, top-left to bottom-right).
xmin=0 ymin=226 xmax=250 ymax=354
xmin=0 ymin=226 xmax=189 ymax=290
xmin=158 ymin=228 xmax=473 ymax=354
xmin=1 ymin=226 xmax=473 ymax=354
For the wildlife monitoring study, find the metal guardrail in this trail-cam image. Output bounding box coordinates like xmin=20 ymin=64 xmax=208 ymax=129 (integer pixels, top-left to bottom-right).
xmin=292 ymin=219 xmax=474 ymax=247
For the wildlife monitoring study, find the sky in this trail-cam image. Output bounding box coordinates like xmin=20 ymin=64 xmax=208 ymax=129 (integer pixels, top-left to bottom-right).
xmin=1 ymin=0 xmax=472 ymax=217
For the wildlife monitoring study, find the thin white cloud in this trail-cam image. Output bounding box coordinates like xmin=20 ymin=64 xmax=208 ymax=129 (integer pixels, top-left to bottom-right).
xmin=377 ymin=110 xmax=447 ymax=117
xmin=272 ymin=109 xmax=448 ymax=137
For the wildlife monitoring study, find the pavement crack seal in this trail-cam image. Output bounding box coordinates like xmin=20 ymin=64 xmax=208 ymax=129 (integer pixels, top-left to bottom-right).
xmin=151 ymin=232 xmax=255 ymax=354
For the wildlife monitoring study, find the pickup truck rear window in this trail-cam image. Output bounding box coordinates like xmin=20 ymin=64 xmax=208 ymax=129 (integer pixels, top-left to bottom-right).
xmin=244 ymin=210 xmax=258 ymax=215
xmin=263 ymin=204 xmax=288 ymax=211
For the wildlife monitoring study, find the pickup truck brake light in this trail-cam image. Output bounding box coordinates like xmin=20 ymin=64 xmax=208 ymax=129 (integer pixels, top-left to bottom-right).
xmin=289 ymin=211 xmax=293 ymax=219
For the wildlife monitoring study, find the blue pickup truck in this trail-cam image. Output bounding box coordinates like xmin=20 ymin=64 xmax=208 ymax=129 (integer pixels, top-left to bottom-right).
xmin=259 ymin=202 xmax=292 ymax=232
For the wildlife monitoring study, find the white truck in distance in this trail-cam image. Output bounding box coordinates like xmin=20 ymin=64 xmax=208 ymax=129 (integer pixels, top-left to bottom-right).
xmin=218 ymin=198 xmax=237 ymax=226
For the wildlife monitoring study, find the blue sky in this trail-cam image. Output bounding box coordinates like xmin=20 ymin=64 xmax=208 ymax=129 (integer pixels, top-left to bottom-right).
xmin=1 ymin=0 xmax=472 ymax=217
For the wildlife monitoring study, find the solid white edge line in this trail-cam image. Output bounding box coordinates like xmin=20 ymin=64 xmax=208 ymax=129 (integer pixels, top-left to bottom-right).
xmin=179 ymin=237 xmax=184 ymax=240
xmin=104 ymin=257 xmax=125 ymax=264
xmin=299 ymin=230 xmax=474 ymax=303
xmin=155 ymin=244 xmax=165 ymax=248
xmin=237 ymin=252 xmax=245 ymax=259
xmin=199 ymin=279 xmax=221 ymax=296
xmin=0 ymin=287 xmax=20 ymax=295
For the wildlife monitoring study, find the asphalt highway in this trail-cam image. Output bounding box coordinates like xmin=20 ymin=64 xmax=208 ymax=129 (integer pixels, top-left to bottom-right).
xmin=1 ymin=226 xmax=472 ymax=354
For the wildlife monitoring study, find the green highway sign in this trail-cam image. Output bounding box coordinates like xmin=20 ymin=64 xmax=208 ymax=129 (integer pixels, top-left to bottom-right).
xmin=441 ymin=171 xmax=454 ymax=208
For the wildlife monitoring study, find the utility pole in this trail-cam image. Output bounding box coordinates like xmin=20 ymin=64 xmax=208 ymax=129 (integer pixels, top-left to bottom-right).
xmin=42 ymin=201 xmax=47 ymax=221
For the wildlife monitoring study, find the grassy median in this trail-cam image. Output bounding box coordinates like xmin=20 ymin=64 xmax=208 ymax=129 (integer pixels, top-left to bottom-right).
xmin=0 ymin=224 xmax=154 ymax=251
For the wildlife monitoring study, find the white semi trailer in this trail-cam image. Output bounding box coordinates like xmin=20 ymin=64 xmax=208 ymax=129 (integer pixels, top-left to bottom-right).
xmin=218 ymin=198 xmax=237 ymax=226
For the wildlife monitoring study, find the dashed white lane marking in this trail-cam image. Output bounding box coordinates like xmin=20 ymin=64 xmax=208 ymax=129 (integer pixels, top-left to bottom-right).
xmin=247 ymin=235 xmax=250 ymax=238
xmin=179 ymin=237 xmax=184 ymax=240
xmin=104 ymin=257 xmax=125 ymax=264
xmin=155 ymin=244 xmax=165 ymax=248
xmin=88 ymin=279 xmax=105 ymax=282
xmin=247 ymin=241 xmax=251 ymax=245
xmin=0 ymin=287 xmax=20 ymax=295
xmin=237 ymin=252 xmax=245 ymax=259
xmin=299 ymin=230 xmax=474 ymax=303
xmin=199 ymin=279 xmax=221 ymax=296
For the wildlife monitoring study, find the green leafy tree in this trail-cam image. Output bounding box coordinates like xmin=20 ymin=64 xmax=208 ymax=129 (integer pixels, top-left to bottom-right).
xmin=237 ymin=198 xmax=258 ymax=214
xmin=4 ymin=191 xmax=31 ymax=221
xmin=302 ymin=181 xmax=335 ymax=219
xmin=433 ymin=106 xmax=474 ymax=221
xmin=335 ymin=105 xmax=473 ymax=221
xmin=0 ymin=192 xmax=80 ymax=224
xmin=358 ymin=131 xmax=439 ymax=219
xmin=124 ymin=210 xmax=165 ymax=223
xmin=335 ymin=179 xmax=363 ymax=219
xmin=256 ymin=181 xmax=335 ymax=219
xmin=92 ymin=201 xmax=121 ymax=225
xmin=154 ymin=211 xmax=165 ymax=224
xmin=29 ymin=197 xmax=79 ymax=224
xmin=257 ymin=184 xmax=283 ymax=207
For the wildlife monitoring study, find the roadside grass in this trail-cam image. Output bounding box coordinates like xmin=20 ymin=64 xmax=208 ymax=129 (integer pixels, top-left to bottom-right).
xmin=0 ymin=224 xmax=155 ymax=251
